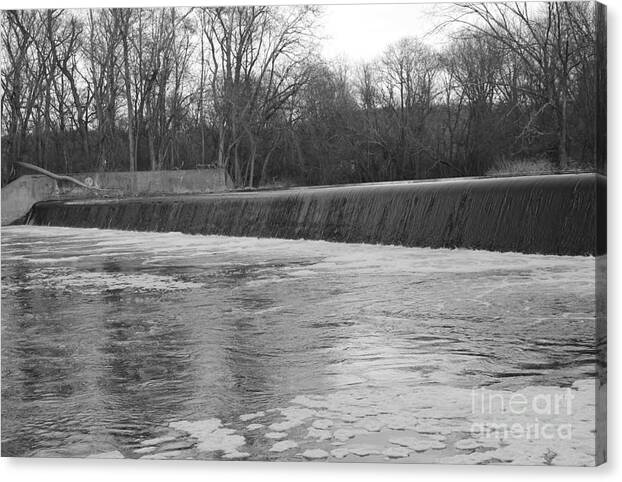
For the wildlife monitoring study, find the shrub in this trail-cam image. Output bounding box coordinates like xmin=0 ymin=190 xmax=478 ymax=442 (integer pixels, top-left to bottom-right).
xmin=486 ymin=157 xmax=558 ymax=177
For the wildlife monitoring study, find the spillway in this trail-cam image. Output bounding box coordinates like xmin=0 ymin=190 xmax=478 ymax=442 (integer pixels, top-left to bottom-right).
xmin=26 ymin=173 xmax=605 ymax=256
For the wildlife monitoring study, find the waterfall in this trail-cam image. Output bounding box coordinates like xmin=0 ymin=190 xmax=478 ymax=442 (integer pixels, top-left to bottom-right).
xmin=27 ymin=174 xmax=605 ymax=256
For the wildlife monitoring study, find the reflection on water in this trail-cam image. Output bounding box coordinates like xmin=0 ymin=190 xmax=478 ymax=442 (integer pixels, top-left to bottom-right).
xmin=1 ymin=226 xmax=600 ymax=464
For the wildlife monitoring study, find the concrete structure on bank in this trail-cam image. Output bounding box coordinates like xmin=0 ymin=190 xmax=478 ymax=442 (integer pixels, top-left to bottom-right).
xmin=1 ymin=175 xmax=59 ymax=225
xmin=60 ymin=168 xmax=231 ymax=197
xmin=1 ymin=168 xmax=230 ymax=225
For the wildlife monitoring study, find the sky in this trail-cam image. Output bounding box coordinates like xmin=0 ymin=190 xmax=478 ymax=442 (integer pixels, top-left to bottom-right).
xmin=318 ymin=3 xmax=450 ymax=63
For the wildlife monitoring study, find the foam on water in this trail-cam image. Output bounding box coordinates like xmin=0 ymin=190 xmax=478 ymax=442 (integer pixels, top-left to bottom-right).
xmin=3 ymin=268 xmax=202 ymax=295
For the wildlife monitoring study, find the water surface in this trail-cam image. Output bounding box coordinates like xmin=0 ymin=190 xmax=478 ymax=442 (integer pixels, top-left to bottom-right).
xmin=1 ymin=226 xmax=599 ymax=464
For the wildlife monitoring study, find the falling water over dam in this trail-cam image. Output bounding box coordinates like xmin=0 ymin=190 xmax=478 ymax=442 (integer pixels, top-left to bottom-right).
xmin=26 ymin=173 xmax=605 ymax=256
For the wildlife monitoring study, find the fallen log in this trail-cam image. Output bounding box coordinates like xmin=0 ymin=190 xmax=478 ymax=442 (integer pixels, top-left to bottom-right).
xmin=16 ymin=161 xmax=106 ymax=191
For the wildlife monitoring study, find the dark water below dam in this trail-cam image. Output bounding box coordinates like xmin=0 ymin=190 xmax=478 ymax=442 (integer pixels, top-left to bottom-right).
xmin=27 ymin=174 xmax=605 ymax=256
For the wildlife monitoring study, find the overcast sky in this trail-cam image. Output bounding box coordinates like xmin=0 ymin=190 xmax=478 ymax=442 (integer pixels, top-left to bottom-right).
xmin=318 ymin=3 xmax=448 ymax=62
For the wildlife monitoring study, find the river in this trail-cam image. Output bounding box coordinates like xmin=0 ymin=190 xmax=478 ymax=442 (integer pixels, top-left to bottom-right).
xmin=1 ymin=226 xmax=600 ymax=464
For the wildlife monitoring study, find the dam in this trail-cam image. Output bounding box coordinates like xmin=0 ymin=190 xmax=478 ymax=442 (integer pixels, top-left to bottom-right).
xmin=1 ymin=173 xmax=606 ymax=464
xmin=25 ymin=173 xmax=605 ymax=256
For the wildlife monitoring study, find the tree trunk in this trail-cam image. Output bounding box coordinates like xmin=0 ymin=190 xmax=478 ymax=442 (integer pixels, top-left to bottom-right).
xmin=121 ymin=14 xmax=136 ymax=172
xmin=148 ymin=125 xmax=157 ymax=171
xmin=260 ymin=142 xmax=278 ymax=186
xmin=558 ymin=86 xmax=568 ymax=169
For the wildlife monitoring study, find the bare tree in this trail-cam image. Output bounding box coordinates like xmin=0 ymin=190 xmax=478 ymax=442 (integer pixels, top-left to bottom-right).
xmin=112 ymin=8 xmax=137 ymax=172
xmin=47 ymin=10 xmax=91 ymax=164
xmin=1 ymin=11 xmax=49 ymax=172
xmin=200 ymin=5 xmax=318 ymax=186
xmin=451 ymin=2 xmax=597 ymax=168
xmin=85 ymin=9 xmax=122 ymax=171
xmin=380 ymin=37 xmax=439 ymax=178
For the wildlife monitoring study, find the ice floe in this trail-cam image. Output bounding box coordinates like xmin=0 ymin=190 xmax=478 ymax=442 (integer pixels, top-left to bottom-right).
xmin=301 ymin=449 xmax=329 ymax=459
xmin=311 ymin=419 xmax=334 ymax=430
xmin=330 ymin=448 xmax=350 ymax=459
xmin=383 ymin=446 xmax=412 ymax=458
xmin=306 ymin=427 xmax=331 ymax=441
xmin=269 ymin=440 xmax=298 ymax=452
xmin=169 ymin=418 xmax=245 ymax=457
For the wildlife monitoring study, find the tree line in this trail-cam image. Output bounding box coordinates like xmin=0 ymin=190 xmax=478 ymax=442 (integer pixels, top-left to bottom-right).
xmin=1 ymin=2 xmax=605 ymax=188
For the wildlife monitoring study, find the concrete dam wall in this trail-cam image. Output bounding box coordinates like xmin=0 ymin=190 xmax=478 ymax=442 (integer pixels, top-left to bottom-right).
xmin=26 ymin=174 xmax=605 ymax=256
xmin=60 ymin=168 xmax=231 ymax=196
xmin=1 ymin=168 xmax=229 ymax=225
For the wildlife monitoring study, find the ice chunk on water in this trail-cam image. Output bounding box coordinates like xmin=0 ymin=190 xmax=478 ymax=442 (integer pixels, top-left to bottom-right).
xmin=269 ymin=440 xmax=298 ymax=452
xmin=301 ymin=449 xmax=329 ymax=459
xmin=312 ymin=419 xmax=334 ymax=429
xmin=169 ymin=419 xmax=246 ymax=455
xmin=384 ymin=446 xmax=412 ymax=458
